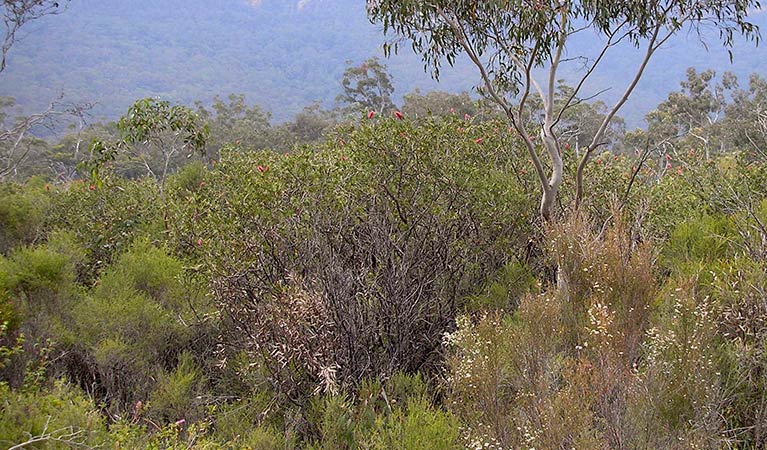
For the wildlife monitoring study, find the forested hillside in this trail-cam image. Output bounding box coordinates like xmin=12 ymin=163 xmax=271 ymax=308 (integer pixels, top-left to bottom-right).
xmin=0 ymin=0 xmax=764 ymax=125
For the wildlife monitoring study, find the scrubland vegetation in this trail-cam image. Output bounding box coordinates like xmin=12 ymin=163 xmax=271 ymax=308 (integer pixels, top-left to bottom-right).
xmin=2 ymin=99 xmax=767 ymax=448
xmin=2 ymin=1 xmax=767 ymax=449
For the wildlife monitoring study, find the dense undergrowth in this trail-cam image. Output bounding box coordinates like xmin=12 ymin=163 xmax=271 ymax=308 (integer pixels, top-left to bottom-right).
xmin=1 ymin=116 xmax=766 ymax=449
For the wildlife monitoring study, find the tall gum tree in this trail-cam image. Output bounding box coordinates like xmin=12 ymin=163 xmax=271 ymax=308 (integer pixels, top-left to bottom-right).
xmin=367 ymin=0 xmax=761 ymax=220
xmin=2 ymin=0 xmax=68 ymax=73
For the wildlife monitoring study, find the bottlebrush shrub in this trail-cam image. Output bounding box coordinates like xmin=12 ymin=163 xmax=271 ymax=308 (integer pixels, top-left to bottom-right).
xmin=48 ymin=177 xmax=162 ymax=281
xmin=175 ymin=117 xmax=537 ymax=399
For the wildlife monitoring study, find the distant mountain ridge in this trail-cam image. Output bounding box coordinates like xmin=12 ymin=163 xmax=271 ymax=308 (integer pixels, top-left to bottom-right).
xmin=0 ymin=0 xmax=764 ymax=128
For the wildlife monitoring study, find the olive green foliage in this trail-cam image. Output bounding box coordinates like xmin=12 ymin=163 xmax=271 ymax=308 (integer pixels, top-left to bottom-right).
xmin=309 ymin=375 xmax=460 ymax=450
xmin=177 ymin=115 xmax=537 ymax=398
xmin=0 ymin=380 xmax=108 ymax=449
xmin=337 ymin=57 xmax=396 ymax=115
xmin=67 ymin=240 xmax=212 ymax=411
xmin=0 ymin=100 xmax=766 ymax=448
xmin=0 ymin=230 xmax=83 ymax=387
xmin=48 ymin=177 xmax=162 ymax=279
xmin=0 ymin=178 xmax=51 ymax=254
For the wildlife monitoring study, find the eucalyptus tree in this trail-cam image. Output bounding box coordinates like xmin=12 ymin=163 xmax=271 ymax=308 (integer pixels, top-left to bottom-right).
xmin=723 ymin=73 xmax=767 ymax=159
xmin=367 ymin=0 xmax=760 ymax=220
xmin=0 ymin=1 xmax=77 ymax=179
xmin=337 ymin=57 xmax=397 ymax=115
xmin=2 ymin=0 xmax=67 ymax=73
xmin=87 ymin=99 xmax=209 ymax=192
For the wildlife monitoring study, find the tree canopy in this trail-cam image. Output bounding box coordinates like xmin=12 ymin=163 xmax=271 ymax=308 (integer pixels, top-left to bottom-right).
xmin=368 ymin=0 xmax=761 ymax=219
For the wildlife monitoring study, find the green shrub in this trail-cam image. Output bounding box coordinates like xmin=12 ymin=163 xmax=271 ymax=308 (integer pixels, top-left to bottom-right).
xmin=167 ymin=160 xmax=208 ymax=196
xmin=0 ymin=235 xmax=85 ymax=387
xmin=70 ymin=285 xmax=187 ymax=409
xmin=369 ymin=397 xmax=460 ymax=450
xmin=4 ymin=247 xmax=73 ymax=300
xmin=241 ymin=426 xmax=289 ymax=450
xmin=182 ymin=117 xmax=538 ymax=398
xmin=465 ymin=260 xmax=537 ymax=312
xmin=0 ymin=379 xmax=108 ymax=449
xmin=310 ymin=378 xmax=460 ymax=450
xmin=147 ymin=352 xmax=206 ymax=423
xmin=0 ymin=260 xmax=18 ymax=334
xmin=211 ymin=390 xmax=291 ymax=447
xmin=48 ymin=177 xmax=162 ymax=279
xmin=663 ymin=213 xmax=737 ymax=270
xmin=0 ymin=179 xmax=51 ymax=254
xmin=63 ymin=240 xmax=216 ymax=415
xmin=96 ymin=239 xmax=193 ymax=313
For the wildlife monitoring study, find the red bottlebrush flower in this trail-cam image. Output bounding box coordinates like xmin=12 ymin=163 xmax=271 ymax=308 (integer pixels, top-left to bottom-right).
xmin=235 ymin=140 xmax=241 ymax=145
xmin=175 ymin=419 xmax=186 ymax=427
xmin=665 ymin=154 xmax=672 ymax=161
xmin=464 ymin=113 xmax=471 ymax=120
xmin=89 ymin=184 xmax=97 ymax=191
xmin=341 ymin=155 xmax=348 ymax=161
xmin=199 ymin=181 xmax=206 ymax=188
xmin=676 ymin=167 xmax=684 ymax=175
xmin=596 ymin=159 xmax=603 ymax=165
xmin=367 ymin=110 xmax=376 ymax=119
xmin=394 ymin=110 xmax=404 ymax=120
xmin=474 ymin=138 xmax=484 ymax=144
xmin=520 ymin=169 xmax=528 ymax=175
xmin=666 ymin=162 xmax=672 ymax=169
xmin=257 ymin=165 xmax=269 ymax=173
xmin=196 ymin=238 xmax=203 ymax=247
xmin=449 ymin=107 xmax=455 ymax=113
xmin=613 ymin=155 xmax=619 ymax=161
xmin=564 ymin=143 xmax=571 ymax=150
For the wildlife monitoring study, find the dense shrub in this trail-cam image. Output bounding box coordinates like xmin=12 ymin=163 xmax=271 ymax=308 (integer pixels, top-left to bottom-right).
xmin=0 ymin=178 xmax=51 ymax=254
xmin=0 ymin=380 xmax=108 ymax=449
xmin=65 ymin=241 xmax=213 ymax=413
xmin=48 ymin=177 xmax=162 ymax=280
xmin=309 ymin=375 xmax=460 ymax=450
xmin=176 ymin=117 xmax=538 ymax=398
xmin=0 ymin=232 xmax=84 ymax=387
xmin=0 ymin=112 xmax=765 ymax=448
